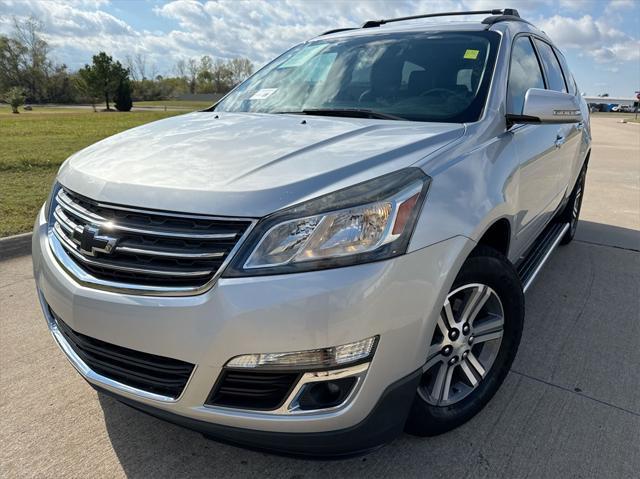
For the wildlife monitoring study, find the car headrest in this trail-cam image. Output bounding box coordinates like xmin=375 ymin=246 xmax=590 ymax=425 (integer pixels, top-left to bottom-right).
xmin=408 ymin=70 xmax=431 ymax=96
xmin=370 ymin=58 xmax=402 ymax=93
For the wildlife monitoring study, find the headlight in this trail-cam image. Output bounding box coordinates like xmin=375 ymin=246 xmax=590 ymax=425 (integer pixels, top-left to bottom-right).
xmin=224 ymin=168 xmax=430 ymax=276
xmin=44 ymin=182 xmax=61 ymax=222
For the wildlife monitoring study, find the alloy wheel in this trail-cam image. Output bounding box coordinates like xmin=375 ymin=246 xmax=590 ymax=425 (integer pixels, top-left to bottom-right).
xmin=570 ymin=172 xmax=584 ymax=235
xmin=419 ymin=283 xmax=505 ymax=406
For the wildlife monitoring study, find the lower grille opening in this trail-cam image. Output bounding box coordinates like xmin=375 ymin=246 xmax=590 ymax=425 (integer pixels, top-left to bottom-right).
xmin=206 ymin=370 xmax=301 ymax=410
xmin=50 ymin=308 xmax=194 ymax=399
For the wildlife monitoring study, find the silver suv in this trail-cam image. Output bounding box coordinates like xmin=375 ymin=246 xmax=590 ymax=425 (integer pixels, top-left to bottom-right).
xmin=33 ymin=8 xmax=591 ymax=456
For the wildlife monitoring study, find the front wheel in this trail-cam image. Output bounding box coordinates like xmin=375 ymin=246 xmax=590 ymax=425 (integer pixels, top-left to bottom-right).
xmin=405 ymin=245 xmax=524 ymax=436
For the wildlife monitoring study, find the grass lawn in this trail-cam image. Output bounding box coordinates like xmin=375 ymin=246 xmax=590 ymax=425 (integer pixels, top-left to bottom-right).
xmin=0 ymin=106 xmax=185 ymax=237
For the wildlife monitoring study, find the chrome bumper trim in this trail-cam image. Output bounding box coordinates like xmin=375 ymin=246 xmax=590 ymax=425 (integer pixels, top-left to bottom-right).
xmin=38 ymin=291 xmax=194 ymax=403
xmin=205 ymin=363 xmax=370 ymax=416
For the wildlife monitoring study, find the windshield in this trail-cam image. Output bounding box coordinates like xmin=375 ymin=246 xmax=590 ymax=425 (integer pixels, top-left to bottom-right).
xmin=214 ymin=31 xmax=500 ymax=123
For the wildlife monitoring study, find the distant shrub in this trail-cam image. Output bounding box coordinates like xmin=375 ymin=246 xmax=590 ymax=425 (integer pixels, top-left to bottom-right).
xmin=4 ymin=87 xmax=26 ymax=113
xmin=115 ymin=79 xmax=133 ymax=112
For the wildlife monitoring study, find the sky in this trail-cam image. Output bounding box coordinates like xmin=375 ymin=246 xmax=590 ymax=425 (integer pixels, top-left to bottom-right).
xmin=1 ymin=0 xmax=638 ymax=97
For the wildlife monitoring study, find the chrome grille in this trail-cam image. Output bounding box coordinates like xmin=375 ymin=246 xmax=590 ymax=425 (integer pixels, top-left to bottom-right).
xmin=48 ymin=187 xmax=254 ymax=294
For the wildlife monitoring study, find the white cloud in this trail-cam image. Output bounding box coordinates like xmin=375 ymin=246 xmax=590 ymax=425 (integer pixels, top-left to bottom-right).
xmin=152 ymin=0 xmax=470 ymax=66
xmin=1 ymin=0 xmax=133 ymax=37
xmin=155 ymin=0 xmax=210 ymax=28
xmin=558 ymin=0 xmax=599 ymax=11
xmin=540 ymin=15 xmax=622 ymax=48
xmin=539 ymin=14 xmax=638 ymax=63
xmin=0 ymin=0 xmax=151 ymax=70
xmin=609 ymin=0 xmax=635 ymax=9
xmin=4 ymin=0 xmax=470 ymax=71
xmin=1 ymin=0 xmax=638 ymax=77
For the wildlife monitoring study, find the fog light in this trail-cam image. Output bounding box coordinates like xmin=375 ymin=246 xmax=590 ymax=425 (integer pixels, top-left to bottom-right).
xmin=297 ymin=377 xmax=357 ymax=410
xmin=226 ymin=336 xmax=378 ymax=370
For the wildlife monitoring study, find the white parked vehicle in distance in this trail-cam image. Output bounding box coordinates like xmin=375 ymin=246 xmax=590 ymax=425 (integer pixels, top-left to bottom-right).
xmin=33 ymin=7 xmax=591 ymax=456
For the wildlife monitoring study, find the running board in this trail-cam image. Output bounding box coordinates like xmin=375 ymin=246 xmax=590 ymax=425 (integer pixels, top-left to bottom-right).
xmin=517 ymin=222 xmax=570 ymax=293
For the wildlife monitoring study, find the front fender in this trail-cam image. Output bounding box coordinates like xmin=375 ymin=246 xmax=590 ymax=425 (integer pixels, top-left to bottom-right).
xmin=409 ymin=132 xmax=520 ymax=263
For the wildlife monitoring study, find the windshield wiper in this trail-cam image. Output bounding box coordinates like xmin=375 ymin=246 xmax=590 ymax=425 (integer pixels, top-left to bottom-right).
xmin=303 ymin=108 xmax=407 ymax=121
xmin=275 ymin=109 xmax=406 ymax=121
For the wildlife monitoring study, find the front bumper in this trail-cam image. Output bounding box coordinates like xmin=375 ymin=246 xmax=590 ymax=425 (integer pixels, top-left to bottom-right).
xmin=32 ymin=206 xmax=473 ymax=452
xmin=94 ymin=369 xmax=422 ymax=457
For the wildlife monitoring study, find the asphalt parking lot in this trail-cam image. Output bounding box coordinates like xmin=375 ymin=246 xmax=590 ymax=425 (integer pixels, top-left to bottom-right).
xmin=1 ymin=116 xmax=638 ymax=478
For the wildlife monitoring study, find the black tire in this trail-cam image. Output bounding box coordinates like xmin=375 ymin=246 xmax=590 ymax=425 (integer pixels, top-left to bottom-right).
xmin=405 ymin=245 xmax=524 ymax=436
xmin=559 ymin=164 xmax=587 ymax=245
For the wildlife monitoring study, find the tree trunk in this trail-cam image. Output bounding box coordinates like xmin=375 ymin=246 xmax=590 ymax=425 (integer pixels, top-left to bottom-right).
xmin=105 ymin=91 xmax=110 ymax=110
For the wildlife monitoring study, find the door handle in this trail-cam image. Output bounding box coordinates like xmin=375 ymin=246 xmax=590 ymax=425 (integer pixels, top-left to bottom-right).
xmin=555 ymin=134 xmax=565 ymax=148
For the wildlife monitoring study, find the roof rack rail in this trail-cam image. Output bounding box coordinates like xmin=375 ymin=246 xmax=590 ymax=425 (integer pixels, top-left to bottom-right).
xmin=362 ymin=8 xmax=520 ymax=28
xmin=321 ymin=27 xmax=358 ymax=36
xmin=482 ymin=13 xmax=530 ymax=26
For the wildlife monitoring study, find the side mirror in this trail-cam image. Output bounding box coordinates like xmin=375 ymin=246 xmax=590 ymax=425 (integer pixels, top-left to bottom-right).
xmin=507 ymin=88 xmax=582 ymax=125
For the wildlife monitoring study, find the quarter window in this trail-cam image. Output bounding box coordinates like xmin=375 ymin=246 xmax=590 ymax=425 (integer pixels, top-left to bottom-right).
xmin=554 ymin=48 xmax=577 ymax=95
xmin=507 ymin=36 xmax=545 ymax=115
xmin=534 ymin=39 xmax=567 ymax=93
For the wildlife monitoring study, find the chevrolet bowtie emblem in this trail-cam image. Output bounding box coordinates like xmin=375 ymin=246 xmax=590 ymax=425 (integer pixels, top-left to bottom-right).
xmin=74 ymin=225 xmax=118 ymax=256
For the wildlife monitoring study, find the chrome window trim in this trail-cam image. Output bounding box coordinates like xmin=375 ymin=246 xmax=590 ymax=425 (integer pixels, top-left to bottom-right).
xmin=37 ymin=291 xmax=196 ymax=403
xmin=470 ymin=29 xmax=503 ymax=124
xmin=47 ymin=189 xmax=258 ymax=297
xmin=204 ymin=363 xmax=370 ymax=416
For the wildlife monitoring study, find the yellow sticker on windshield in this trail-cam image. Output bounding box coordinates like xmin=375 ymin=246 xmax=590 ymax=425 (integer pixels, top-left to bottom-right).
xmin=464 ymin=49 xmax=480 ymax=60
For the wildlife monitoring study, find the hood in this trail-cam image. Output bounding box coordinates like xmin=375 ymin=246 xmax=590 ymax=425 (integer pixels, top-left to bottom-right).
xmin=58 ymin=112 xmax=464 ymax=217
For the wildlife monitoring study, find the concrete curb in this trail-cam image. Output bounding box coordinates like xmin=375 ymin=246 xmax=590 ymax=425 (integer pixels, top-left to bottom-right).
xmin=0 ymin=232 xmax=32 ymax=260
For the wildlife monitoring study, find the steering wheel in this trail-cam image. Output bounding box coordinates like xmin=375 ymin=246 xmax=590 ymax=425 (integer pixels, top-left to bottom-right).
xmin=358 ymin=89 xmax=373 ymax=103
xmin=419 ymin=88 xmax=458 ymax=99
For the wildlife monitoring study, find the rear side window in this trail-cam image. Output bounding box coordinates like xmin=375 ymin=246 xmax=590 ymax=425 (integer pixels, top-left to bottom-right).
xmin=534 ymin=39 xmax=567 ymax=93
xmin=554 ymin=48 xmax=577 ymax=95
xmin=507 ymin=36 xmax=545 ymax=114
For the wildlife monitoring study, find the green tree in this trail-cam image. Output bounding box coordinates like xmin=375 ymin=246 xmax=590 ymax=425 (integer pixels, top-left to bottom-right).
xmin=11 ymin=17 xmax=51 ymax=102
xmin=0 ymin=17 xmax=54 ymax=103
xmin=74 ymin=73 xmax=99 ymax=111
xmin=4 ymin=86 xmax=25 ymax=113
xmin=47 ymin=64 xmax=75 ymax=103
xmin=115 ymin=78 xmax=132 ymax=111
xmin=196 ymin=55 xmax=214 ymax=93
xmin=211 ymin=59 xmax=233 ymax=93
xmin=0 ymin=17 xmax=78 ymax=104
xmin=228 ymin=57 xmax=254 ymax=86
xmin=0 ymin=35 xmax=27 ymax=94
xmin=186 ymin=57 xmax=198 ymax=94
xmin=78 ymin=52 xmax=129 ymax=110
